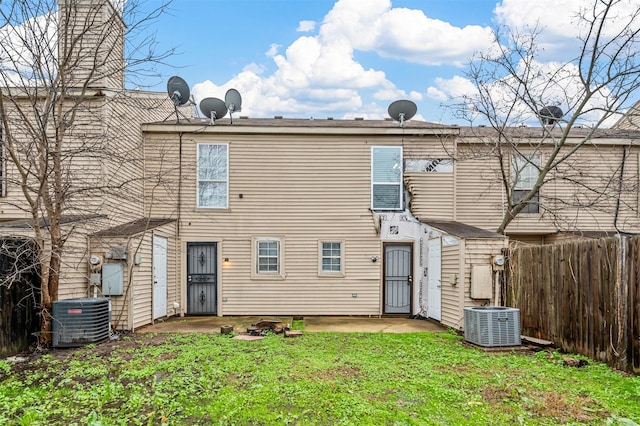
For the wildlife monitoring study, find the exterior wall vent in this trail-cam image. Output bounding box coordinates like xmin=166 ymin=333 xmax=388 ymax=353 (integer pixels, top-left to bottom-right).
xmin=463 ymin=306 xmax=521 ymax=347
xmin=52 ymin=298 xmax=110 ymax=348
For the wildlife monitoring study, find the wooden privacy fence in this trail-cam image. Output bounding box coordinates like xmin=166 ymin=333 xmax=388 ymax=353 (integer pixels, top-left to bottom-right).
xmin=505 ymin=236 xmax=640 ymax=373
xmin=0 ymin=238 xmax=40 ymax=358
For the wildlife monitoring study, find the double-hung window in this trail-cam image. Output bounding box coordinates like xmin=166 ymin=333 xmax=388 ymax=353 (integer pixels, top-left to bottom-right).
xmin=252 ymin=237 xmax=285 ymax=279
xmin=371 ymin=146 xmax=403 ymax=210
xmin=197 ymin=143 xmax=228 ymax=208
xmin=512 ymin=153 xmax=540 ymax=213
xmin=258 ymin=240 xmax=279 ymax=273
xmin=319 ymin=241 xmax=345 ymax=276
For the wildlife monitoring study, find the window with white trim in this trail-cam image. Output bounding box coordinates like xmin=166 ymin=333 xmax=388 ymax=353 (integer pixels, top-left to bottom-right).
xmin=197 ymin=143 xmax=228 ymax=208
xmin=319 ymin=241 xmax=344 ymax=276
xmin=258 ymin=240 xmax=279 ymax=273
xmin=252 ymin=237 xmax=285 ymax=279
xmin=371 ymin=146 xmax=402 ymax=210
xmin=512 ymin=153 xmax=540 ymax=213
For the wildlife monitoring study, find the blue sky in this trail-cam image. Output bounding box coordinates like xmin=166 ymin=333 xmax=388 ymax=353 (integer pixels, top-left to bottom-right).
xmin=122 ymin=0 xmax=640 ymax=125
xmin=144 ymin=0 xmax=501 ymax=123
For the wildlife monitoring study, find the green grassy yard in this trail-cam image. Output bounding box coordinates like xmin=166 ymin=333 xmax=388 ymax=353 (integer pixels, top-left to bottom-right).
xmin=1 ymin=330 xmax=639 ymax=425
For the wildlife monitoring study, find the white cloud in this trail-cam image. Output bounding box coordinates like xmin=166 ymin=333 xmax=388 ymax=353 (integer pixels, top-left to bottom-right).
xmin=265 ymin=44 xmax=280 ymax=58
xmin=189 ymin=0 xmax=635 ymax=124
xmin=432 ymin=60 xmax=617 ymax=127
xmin=0 ymin=12 xmax=57 ymax=86
xmin=187 ymin=0 xmax=498 ymax=119
xmin=494 ymin=0 xmax=640 ymax=57
xmin=297 ymin=20 xmax=316 ymax=32
xmin=321 ymin=0 xmax=494 ymax=66
xmin=426 ymin=87 xmax=447 ymax=102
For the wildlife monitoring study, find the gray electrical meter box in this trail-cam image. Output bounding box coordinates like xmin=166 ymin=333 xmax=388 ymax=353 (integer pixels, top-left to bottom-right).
xmin=102 ymin=263 xmax=124 ymax=296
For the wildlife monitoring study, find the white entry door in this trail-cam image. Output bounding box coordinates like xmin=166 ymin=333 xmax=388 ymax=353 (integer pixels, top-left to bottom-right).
xmin=427 ymin=237 xmax=442 ymax=321
xmin=153 ymin=235 xmax=168 ymax=319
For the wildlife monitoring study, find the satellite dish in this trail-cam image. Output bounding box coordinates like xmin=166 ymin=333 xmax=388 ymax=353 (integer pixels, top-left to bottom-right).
xmin=167 ymin=76 xmax=190 ymax=106
xmin=199 ymin=97 xmax=228 ymax=125
xmin=225 ymin=89 xmax=242 ymax=113
xmin=539 ymin=106 xmax=563 ymax=125
xmin=225 ymin=89 xmax=242 ymax=124
xmin=388 ymin=100 xmax=417 ymax=127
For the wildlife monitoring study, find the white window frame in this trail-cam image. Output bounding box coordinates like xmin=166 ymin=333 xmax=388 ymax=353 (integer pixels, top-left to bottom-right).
xmin=251 ymin=237 xmax=285 ymax=280
xmin=318 ymin=240 xmax=345 ymax=277
xmin=371 ymin=146 xmax=403 ymax=211
xmin=511 ymin=153 xmax=541 ymax=214
xmin=197 ymin=143 xmax=229 ymax=208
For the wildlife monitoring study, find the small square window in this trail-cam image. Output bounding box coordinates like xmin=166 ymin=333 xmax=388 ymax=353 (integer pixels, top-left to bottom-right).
xmin=257 ymin=240 xmax=279 ymax=273
xmin=252 ymin=237 xmax=285 ymax=280
xmin=319 ymin=241 xmax=345 ymax=276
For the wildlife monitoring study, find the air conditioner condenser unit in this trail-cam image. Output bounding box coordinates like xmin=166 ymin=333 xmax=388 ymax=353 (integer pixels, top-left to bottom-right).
xmin=463 ymin=306 xmax=521 ymax=347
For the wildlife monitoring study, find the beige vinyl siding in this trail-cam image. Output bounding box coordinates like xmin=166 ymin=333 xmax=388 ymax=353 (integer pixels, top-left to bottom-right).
xmin=128 ymin=234 xmax=151 ymax=330
xmin=100 ymin=93 xmax=176 ymax=226
xmin=219 ymin=237 xmax=380 ymax=315
xmin=88 ymin=221 xmax=178 ymax=331
xmin=509 ymin=235 xmax=545 ymax=245
xmin=146 ymin=131 xmax=392 ymax=315
xmin=440 ymin=241 xmax=464 ymax=329
xmin=154 ymin=225 xmax=180 ymax=319
xmin=57 ymin=221 xmax=102 ymax=300
xmin=59 ymin=0 xmax=125 ymax=89
xmin=88 ymin=236 xmax=132 ymax=330
xmin=452 ymin=142 xmax=640 ymax=236
xmin=129 ymin=228 xmax=180 ymax=330
xmin=405 ymin=173 xmax=454 ymax=220
xmin=403 ymin=136 xmax=457 ymax=221
xmin=0 ymin=92 xmax=174 ymax=225
xmin=462 ymin=239 xmax=506 ymax=310
xmin=454 ymin=147 xmax=507 ymax=232
xmin=545 ymin=144 xmax=639 ymax=232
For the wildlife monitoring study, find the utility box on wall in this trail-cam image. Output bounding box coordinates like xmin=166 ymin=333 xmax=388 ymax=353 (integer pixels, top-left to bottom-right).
xmin=102 ymin=263 xmax=124 ymax=296
xmin=470 ymin=264 xmax=492 ymax=299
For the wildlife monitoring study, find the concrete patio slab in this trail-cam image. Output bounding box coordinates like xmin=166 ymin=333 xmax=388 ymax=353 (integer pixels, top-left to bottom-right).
xmin=137 ymin=315 xmax=447 ymax=334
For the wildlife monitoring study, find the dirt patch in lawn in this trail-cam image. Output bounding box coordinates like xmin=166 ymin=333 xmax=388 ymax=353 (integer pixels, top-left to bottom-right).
xmin=482 ymin=384 xmax=610 ymax=423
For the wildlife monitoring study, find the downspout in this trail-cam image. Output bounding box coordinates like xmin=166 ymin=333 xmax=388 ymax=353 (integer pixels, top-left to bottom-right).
xmin=614 ymin=145 xmax=628 ymax=233
xmin=129 ymin=258 xmax=135 ymax=332
xmin=177 ymin=132 xmax=183 ymax=234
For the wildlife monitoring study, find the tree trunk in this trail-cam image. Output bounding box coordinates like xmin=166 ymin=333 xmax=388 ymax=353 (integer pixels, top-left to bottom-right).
xmin=39 ymin=237 xmax=62 ymax=345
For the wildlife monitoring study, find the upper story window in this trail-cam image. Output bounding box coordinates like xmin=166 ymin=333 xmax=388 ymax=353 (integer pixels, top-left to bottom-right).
xmin=512 ymin=153 xmax=540 ymax=213
xmin=371 ymin=146 xmax=403 ymax=210
xmin=197 ymin=143 xmax=228 ymax=208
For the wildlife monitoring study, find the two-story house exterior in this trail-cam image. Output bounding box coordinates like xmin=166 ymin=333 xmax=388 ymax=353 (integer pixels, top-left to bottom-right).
xmin=136 ymin=115 xmax=640 ymax=330
xmin=4 ymin=0 xmax=640 ymax=333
